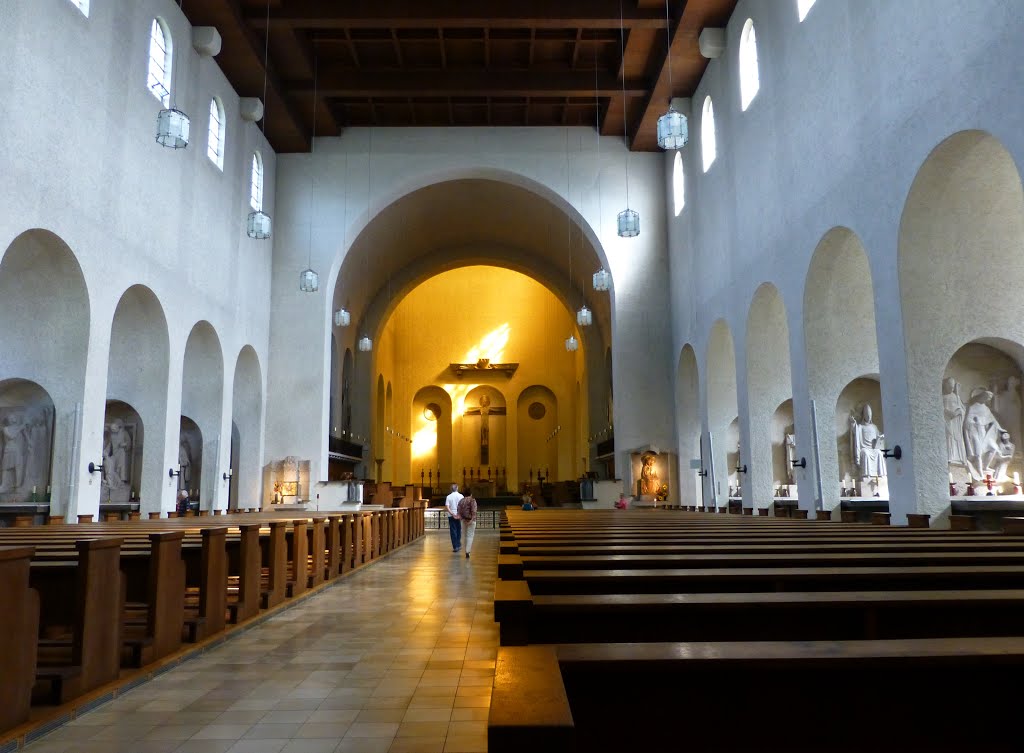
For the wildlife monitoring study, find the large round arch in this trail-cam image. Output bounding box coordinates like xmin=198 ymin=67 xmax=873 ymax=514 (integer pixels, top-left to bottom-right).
xmin=675 ymin=344 xmax=701 ymax=508
xmin=706 ymin=319 xmax=738 ymax=509
xmin=899 ymin=130 xmax=1024 ymax=520
xmin=746 ymin=283 xmax=793 ymax=512
xmin=231 ymin=345 xmax=263 ymax=510
xmin=181 ymin=321 xmax=225 ymax=510
xmin=804 ymin=227 xmax=881 ymax=512
xmin=0 ymin=229 xmax=90 ymax=518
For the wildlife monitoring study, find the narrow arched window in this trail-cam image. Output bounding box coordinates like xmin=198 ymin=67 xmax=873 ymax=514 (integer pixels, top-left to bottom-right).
xmin=147 ymin=18 xmax=172 ymax=107
xmin=797 ymin=0 xmax=817 ymax=22
xmin=673 ymin=151 xmax=685 ymax=216
xmin=250 ymin=152 xmax=264 ymax=211
xmin=68 ymin=0 xmax=89 ymax=16
xmin=701 ymin=96 xmax=716 ymax=172
xmin=207 ymin=98 xmax=226 ymax=169
xmin=738 ymin=19 xmax=759 ymax=111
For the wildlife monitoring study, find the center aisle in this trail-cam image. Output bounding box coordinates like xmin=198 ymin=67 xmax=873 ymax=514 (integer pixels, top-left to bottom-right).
xmin=29 ymin=529 xmax=498 ymax=753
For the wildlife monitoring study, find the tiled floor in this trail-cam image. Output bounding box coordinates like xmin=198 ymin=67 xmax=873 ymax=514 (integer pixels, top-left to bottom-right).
xmin=25 ymin=529 xmax=498 ymax=753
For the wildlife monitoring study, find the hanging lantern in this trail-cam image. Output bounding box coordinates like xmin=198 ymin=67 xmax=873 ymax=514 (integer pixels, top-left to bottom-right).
xmin=299 ymin=267 xmax=319 ymax=293
xmin=617 ymin=208 xmax=640 ymax=238
xmin=246 ymin=210 xmax=272 ymax=239
xmin=576 ymin=306 xmax=592 ymax=327
xmin=333 ymin=308 xmax=351 ymax=327
xmin=593 ymin=268 xmax=611 ymax=292
xmin=657 ymin=108 xmax=689 ymax=150
xmin=156 ymin=107 xmax=190 ymax=149
xmin=565 ymin=335 xmax=579 ymax=352
xmin=358 ymin=335 xmax=373 ymax=352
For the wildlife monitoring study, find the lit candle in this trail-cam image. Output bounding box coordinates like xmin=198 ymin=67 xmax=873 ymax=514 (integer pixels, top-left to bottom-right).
xmin=1015 ymin=472 xmax=1021 ymax=486
xmin=949 ymin=472 xmax=954 ymax=484
xmin=32 ymin=485 xmax=37 ymax=494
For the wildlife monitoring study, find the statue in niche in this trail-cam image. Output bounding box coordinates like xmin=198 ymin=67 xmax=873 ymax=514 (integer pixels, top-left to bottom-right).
xmin=178 ymin=438 xmax=192 ymax=492
xmin=102 ymin=419 xmax=133 ymax=500
xmin=639 ymin=452 xmax=660 ymax=496
xmin=994 ymin=376 xmax=1022 ymax=456
xmin=29 ymin=413 xmax=49 ymax=486
xmin=849 ymin=404 xmax=886 ymax=479
xmin=943 ymin=377 xmax=968 ymax=466
xmin=964 ymin=387 xmax=1009 ymax=481
xmin=0 ymin=413 xmax=29 ymax=491
xmin=784 ymin=432 xmax=797 ymax=484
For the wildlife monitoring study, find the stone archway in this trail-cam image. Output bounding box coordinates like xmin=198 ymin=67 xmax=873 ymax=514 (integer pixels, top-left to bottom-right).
xmin=899 ymin=130 xmax=1024 ymax=519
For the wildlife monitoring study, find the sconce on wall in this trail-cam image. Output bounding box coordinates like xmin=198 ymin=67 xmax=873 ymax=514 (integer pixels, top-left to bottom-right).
xmin=791 ymin=457 xmax=807 ymax=469
xmin=87 ymin=461 xmax=104 ymax=475
xmin=735 ymin=464 xmax=748 ymax=474
xmin=169 ymin=466 xmax=182 ymax=480
xmin=223 ymin=468 xmax=233 ymax=481
xmin=882 ymin=445 xmax=903 ymax=460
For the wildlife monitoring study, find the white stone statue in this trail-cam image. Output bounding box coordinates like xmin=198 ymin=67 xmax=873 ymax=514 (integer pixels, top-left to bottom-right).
xmin=994 ymin=375 xmax=1022 ymax=456
xmin=103 ymin=419 xmax=132 ymax=497
xmin=964 ymin=387 xmax=1007 ymax=481
xmin=178 ymin=438 xmax=192 ymax=492
xmin=0 ymin=413 xmax=29 ymax=491
xmin=784 ymin=433 xmax=797 ymax=484
xmin=943 ymin=377 xmax=967 ymax=466
xmin=849 ymin=404 xmax=886 ymax=479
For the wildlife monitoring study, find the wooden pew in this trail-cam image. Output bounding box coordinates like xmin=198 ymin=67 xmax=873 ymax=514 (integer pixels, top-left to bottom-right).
xmin=31 ymin=538 xmax=123 ymax=704
xmin=0 ymin=546 xmax=39 ymax=733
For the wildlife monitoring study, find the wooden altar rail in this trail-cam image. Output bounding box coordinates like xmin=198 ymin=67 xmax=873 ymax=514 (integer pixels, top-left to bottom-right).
xmin=490 ymin=510 xmax=1024 ymax=752
xmin=0 ymin=507 xmax=424 ymax=738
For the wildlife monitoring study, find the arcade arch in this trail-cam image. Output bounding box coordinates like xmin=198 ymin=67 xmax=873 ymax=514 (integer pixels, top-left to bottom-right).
xmin=675 ymin=345 xmax=701 ymax=507
xmin=746 ymin=284 xmax=794 ymax=510
xmin=105 ymin=285 xmax=169 ymax=514
xmin=181 ymin=321 xmax=224 ymax=510
xmin=706 ymin=319 xmax=738 ymax=508
xmin=899 ymin=130 xmax=1024 ymax=519
xmin=804 ymin=227 xmax=882 ymax=512
xmin=0 ymin=229 xmax=89 ymax=517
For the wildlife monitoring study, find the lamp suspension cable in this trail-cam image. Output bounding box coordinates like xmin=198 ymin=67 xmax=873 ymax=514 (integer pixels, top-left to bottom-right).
xmin=358 ymin=131 xmax=373 ymax=352
xmin=156 ymin=0 xmax=190 ymax=148
xmin=299 ymin=54 xmax=320 ymax=292
xmin=656 ymin=0 xmax=688 ymax=149
xmin=616 ymin=0 xmax=639 ymax=237
xmin=246 ymin=0 xmax=272 ymax=235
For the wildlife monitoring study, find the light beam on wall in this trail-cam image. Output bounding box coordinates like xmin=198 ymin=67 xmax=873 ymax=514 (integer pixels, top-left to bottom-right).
xmin=444 ymin=323 xmax=511 ymax=416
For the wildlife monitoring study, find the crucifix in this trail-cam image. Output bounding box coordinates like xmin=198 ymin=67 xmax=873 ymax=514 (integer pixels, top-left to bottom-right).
xmin=464 ymin=394 xmax=506 ymax=465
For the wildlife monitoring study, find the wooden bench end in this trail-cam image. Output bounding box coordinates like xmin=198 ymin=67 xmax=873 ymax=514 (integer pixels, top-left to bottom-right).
xmin=489 ymin=646 xmax=574 ymax=753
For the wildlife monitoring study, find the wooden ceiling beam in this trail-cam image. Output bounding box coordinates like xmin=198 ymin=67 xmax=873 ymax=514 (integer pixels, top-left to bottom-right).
xmin=286 ymin=70 xmax=650 ymax=98
xmin=246 ymin=0 xmax=666 ymax=30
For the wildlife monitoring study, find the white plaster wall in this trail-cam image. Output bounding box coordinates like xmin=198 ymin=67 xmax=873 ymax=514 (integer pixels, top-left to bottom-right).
xmin=666 ymin=0 xmax=1024 ymax=523
xmin=266 ymin=127 xmax=672 ymax=485
xmin=0 ymin=0 xmax=274 ymax=518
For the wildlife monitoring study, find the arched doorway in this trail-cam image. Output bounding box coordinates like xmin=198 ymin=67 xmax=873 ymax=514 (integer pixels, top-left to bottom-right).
xmin=675 ymin=345 xmax=702 ymax=508
xmin=231 ymin=346 xmax=263 ymax=509
xmin=181 ymin=321 xmax=224 ymax=511
xmin=706 ymin=320 xmax=738 ymax=509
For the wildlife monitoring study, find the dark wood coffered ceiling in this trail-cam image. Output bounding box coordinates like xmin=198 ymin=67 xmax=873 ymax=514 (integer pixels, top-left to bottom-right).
xmin=182 ymin=0 xmax=738 ymax=153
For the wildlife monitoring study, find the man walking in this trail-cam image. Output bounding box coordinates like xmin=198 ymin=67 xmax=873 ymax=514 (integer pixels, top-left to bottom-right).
xmin=458 ymin=492 xmax=478 ymax=559
xmin=445 ymin=483 xmax=463 ymax=552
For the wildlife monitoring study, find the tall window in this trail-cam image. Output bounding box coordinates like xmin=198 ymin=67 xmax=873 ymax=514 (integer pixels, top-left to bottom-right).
xmin=147 ymin=18 xmax=172 ymax=107
xmin=250 ymin=152 xmax=264 ymax=211
xmin=797 ymin=0 xmax=817 ymax=22
xmin=701 ymin=96 xmax=716 ymax=172
xmin=68 ymin=0 xmax=89 ymax=16
xmin=738 ymin=19 xmax=760 ymax=111
xmin=207 ymin=98 xmax=226 ymax=169
xmin=673 ymin=151 xmax=685 ymax=216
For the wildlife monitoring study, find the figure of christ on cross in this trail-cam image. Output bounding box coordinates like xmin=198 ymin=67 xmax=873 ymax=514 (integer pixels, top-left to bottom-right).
xmin=464 ymin=393 xmax=506 ymax=465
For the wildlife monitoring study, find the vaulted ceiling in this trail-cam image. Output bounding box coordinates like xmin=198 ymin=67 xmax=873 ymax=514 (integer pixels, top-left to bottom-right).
xmin=182 ymin=0 xmax=737 ymax=153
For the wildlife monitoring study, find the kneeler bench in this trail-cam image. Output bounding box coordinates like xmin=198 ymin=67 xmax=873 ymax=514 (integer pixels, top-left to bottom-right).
xmin=493 ymin=638 xmax=1024 ymax=753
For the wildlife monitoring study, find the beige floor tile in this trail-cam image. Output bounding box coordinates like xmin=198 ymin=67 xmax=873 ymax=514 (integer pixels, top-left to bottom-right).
xmin=344 ymin=721 xmax=401 ymax=738
xmin=387 ymin=737 xmax=447 ymax=753
xmin=396 ymin=721 xmax=450 ymax=738
xmin=448 ymin=708 xmax=488 ymax=722
xmin=441 ymin=735 xmax=488 ymax=753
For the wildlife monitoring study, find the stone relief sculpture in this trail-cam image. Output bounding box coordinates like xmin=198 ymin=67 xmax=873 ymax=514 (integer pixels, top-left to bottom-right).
xmin=943 ymin=377 xmax=968 ymax=466
xmin=102 ymin=419 xmax=133 ymax=502
xmin=0 ymin=413 xmax=29 ymax=491
xmin=994 ymin=376 xmax=1022 ymax=458
xmin=849 ymin=404 xmax=886 ymax=479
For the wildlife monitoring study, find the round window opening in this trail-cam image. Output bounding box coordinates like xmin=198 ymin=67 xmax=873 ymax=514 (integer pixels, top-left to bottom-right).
xmin=528 ymin=402 xmax=546 ymax=420
xmin=423 ymin=403 xmax=441 ymax=421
